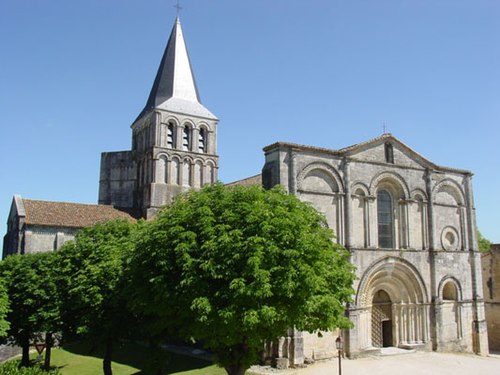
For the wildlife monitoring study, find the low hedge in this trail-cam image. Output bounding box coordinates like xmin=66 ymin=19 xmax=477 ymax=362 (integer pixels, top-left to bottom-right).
xmin=0 ymin=361 xmax=61 ymax=375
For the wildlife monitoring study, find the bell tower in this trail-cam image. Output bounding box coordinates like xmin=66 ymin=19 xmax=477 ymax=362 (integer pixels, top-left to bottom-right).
xmin=99 ymin=17 xmax=219 ymax=219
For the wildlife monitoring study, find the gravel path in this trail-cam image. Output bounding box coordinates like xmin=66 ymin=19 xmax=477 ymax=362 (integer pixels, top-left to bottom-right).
xmin=251 ymin=351 xmax=500 ymax=375
xmin=0 ymin=344 xmax=21 ymax=363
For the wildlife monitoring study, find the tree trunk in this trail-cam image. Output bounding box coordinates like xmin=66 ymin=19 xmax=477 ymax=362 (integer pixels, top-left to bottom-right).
xmin=224 ymin=364 xmax=246 ymax=375
xmin=44 ymin=332 xmax=53 ymax=370
xmin=103 ymin=338 xmax=113 ymax=375
xmin=20 ymin=332 xmax=30 ymax=367
xmin=223 ymin=342 xmax=250 ymax=375
xmin=148 ymin=339 xmax=163 ymax=375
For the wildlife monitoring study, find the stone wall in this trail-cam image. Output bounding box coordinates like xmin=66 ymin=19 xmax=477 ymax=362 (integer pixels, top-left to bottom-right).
xmin=24 ymin=226 xmax=77 ymax=253
xmin=482 ymin=244 xmax=500 ymax=352
xmin=98 ymin=151 xmax=136 ymax=209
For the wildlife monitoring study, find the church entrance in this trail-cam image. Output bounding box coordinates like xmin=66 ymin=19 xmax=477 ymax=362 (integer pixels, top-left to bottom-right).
xmin=354 ymin=257 xmax=430 ymax=354
xmin=371 ymin=290 xmax=393 ymax=347
xmin=382 ymin=320 xmax=393 ymax=347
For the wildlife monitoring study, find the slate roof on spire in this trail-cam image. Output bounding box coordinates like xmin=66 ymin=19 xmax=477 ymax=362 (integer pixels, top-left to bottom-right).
xmin=137 ymin=17 xmax=217 ymax=121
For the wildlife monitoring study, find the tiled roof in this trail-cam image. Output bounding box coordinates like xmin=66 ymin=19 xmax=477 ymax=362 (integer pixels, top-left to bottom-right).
xmin=22 ymin=199 xmax=135 ymax=228
xmin=226 ymin=174 xmax=262 ymax=187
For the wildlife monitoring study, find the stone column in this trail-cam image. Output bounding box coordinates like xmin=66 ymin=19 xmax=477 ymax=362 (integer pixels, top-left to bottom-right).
xmin=176 ymin=124 xmax=184 ymax=151
xmin=425 ymin=169 xmax=436 ymax=250
xmin=422 ymin=201 xmax=429 ymax=250
xmin=336 ymin=194 xmax=345 ymax=245
xmin=289 ymin=328 xmax=304 ymax=366
xmin=425 ymin=169 xmax=439 ymax=350
xmin=152 ymin=157 xmax=158 ymax=183
xmin=288 ymin=149 xmax=297 ymax=195
xmin=398 ymin=200 xmax=410 ymax=249
xmin=343 ymin=158 xmax=352 ymax=249
xmin=191 ymin=127 xmax=199 ymax=152
xmin=464 ymin=174 xmax=489 ymax=355
xmin=459 ymin=206 xmax=467 ymax=251
xmin=367 ymin=196 xmax=376 ymax=248
xmin=210 ymin=129 xmax=217 ymax=154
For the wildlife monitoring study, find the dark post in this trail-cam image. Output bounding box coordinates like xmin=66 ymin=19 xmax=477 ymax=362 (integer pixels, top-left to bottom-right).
xmin=335 ymin=336 xmax=343 ymax=375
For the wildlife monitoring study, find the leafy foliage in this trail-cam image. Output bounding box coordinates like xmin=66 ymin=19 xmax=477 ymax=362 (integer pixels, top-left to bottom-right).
xmin=477 ymin=230 xmax=492 ymax=252
xmin=0 ymin=361 xmax=61 ymax=375
xmin=0 ymin=276 xmax=9 ymax=337
xmin=129 ymin=184 xmax=355 ymax=374
xmin=55 ymin=220 xmax=138 ymax=375
xmin=0 ymin=252 xmax=60 ymax=365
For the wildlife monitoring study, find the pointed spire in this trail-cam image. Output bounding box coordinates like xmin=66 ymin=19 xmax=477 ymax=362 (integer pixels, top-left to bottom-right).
xmin=138 ymin=17 xmax=216 ymax=120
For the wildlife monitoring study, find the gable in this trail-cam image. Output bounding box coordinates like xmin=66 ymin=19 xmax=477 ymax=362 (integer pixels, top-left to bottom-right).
xmin=343 ymin=135 xmax=434 ymax=170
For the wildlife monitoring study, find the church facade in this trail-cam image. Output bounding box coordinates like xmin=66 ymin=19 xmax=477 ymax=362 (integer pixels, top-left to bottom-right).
xmin=2 ymin=16 xmax=490 ymax=365
xmin=260 ymin=138 xmax=489 ymax=361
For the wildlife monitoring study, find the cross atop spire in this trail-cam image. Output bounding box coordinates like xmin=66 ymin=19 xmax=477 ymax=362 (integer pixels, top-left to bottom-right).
xmin=173 ymin=0 xmax=182 ymax=16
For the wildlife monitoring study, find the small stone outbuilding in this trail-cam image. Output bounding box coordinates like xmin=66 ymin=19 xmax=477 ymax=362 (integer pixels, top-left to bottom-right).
xmin=2 ymin=195 xmax=135 ymax=258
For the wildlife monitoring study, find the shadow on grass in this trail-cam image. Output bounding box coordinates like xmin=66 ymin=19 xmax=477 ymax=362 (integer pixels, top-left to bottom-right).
xmin=61 ymin=341 xmax=215 ymax=374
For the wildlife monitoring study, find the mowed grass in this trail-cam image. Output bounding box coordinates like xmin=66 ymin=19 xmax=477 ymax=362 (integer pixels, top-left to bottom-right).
xmin=28 ymin=341 xmax=230 ymax=375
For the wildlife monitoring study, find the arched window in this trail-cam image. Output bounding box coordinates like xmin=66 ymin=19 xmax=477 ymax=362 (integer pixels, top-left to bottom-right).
xmin=377 ymin=189 xmax=394 ymax=248
xmin=198 ymin=128 xmax=206 ymax=153
xmin=182 ymin=126 xmax=191 ymax=151
xmin=167 ymin=122 xmax=175 ymax=149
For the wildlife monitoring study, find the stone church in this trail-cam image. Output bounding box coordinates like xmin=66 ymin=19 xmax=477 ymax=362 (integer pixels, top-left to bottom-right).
xmin=2 ymin=17 xmax=489 ymax=364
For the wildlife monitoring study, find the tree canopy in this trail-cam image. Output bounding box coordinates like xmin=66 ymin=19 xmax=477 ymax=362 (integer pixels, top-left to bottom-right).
xmin=0 ymin=252 xmax=60 ymax=366
xmin=129 ymin=184 xmax=355 ymax=375
xmin=55 ymin=220 xmax=138 ymax=375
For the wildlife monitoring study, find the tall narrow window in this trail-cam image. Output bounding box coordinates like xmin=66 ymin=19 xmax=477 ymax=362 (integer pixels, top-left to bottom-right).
xmin=182 ymin=126 xmax=191 ymax=151
xmin=385 ymin=142 xmax=394 ymax=164
xmin=167 ymin=123 xmax=175 ymax=148
xmin=377 ymin=189 xmax=394 ymax=248
xmin=198 ymin=128 xmax=206 ymax=153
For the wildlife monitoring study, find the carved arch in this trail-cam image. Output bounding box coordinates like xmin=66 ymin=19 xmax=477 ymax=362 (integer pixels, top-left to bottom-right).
xmin=356 ymin=256 xmax=429 ymax=306
xmin=369 ymin=171 xmax=410 ymax=198
xmin=433 ymin=179 xmax=465 ymax=206
xmin=411 ymin=188 xmax=428 ymax=201
xmin=197 ymin=121 xmax=211 ymax=131
xmin=351 ymin=182 xmax=370 ymax=196
xmin=438 ymin=276 xmax=463 ymax=301
xmin=297 ymin=162 xmax=344 ymax=194
xmin=161 ymin=114 xmax=180 ymax=126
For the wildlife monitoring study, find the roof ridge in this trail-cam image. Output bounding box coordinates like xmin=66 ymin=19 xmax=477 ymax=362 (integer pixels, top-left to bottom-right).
xmin=23 ymin=198 xmax=114 ymax=208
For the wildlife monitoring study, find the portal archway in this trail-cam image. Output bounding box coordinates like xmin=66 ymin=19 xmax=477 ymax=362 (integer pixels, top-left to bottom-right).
xmin=356 ymin=257 xmax=429 ymax=349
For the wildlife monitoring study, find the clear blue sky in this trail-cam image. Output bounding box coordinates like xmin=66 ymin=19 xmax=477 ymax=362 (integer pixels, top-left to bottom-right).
xmin=1 ymin=1 xmax=499 ymax=243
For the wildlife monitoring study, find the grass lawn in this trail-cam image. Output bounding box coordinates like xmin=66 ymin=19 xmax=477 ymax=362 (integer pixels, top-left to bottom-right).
xmin=27 ymin=341 xmax=231 ymax=375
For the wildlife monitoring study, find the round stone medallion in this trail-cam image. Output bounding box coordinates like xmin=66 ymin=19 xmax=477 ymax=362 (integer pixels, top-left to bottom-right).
xmin=441 ymin=227 xmax=460 ymax=251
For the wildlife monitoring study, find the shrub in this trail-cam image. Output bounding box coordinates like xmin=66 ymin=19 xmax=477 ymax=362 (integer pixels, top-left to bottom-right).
xmin=0 ymin=360 xmax=61 ymax=375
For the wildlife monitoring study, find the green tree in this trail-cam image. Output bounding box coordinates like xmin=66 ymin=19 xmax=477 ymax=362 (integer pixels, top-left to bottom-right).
xmin=56 ymin=220 xmax=137 ymax=375
xmin=129 ymin=184 xmax=355 ymax=375
xmin=477 ymin=230 xmax=492 ymax=252
xmin=0 ymin=252 xmax=60 ymax=367
xmin=0 ymin=276 xmax=9 ymax=337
